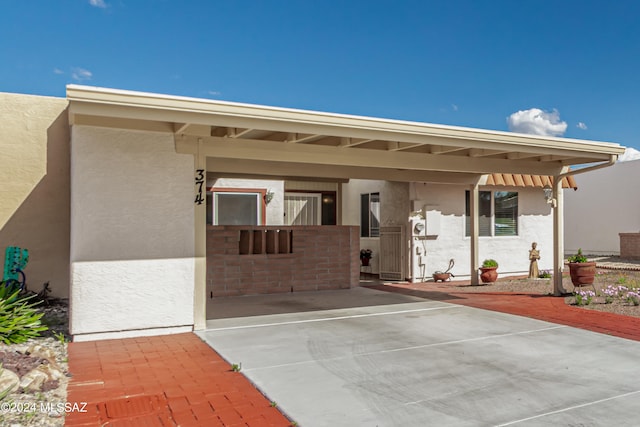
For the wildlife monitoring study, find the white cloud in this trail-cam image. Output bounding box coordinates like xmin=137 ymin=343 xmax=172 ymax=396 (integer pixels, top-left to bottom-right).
xmin=89 ymin=0 xmax=107 ymax=8
xmin=507 ymin=108 xmax=567 ymax=137
xmin=619 ymin=147 xmax=640 ymax=162
xmin=208 ymin=90 xmax=221 ymax=96
xmin=451 ymin=104 xmax=458 ymax=112
xmin=576 ymin=122 xmax=588 ymax=130
xmin=71 ymin=67 xmax=93 ymax=82
xmin=53 ymin=68 xmax=64 ymax=75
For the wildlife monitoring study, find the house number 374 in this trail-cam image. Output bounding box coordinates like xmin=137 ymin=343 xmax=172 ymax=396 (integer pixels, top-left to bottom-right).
xmin=194 ymin=169 xmax=205 ymax=205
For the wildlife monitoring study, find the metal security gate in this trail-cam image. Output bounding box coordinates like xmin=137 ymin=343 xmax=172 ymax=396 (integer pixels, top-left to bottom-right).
xmin=379 ymin=225 xmax=405 ymax=281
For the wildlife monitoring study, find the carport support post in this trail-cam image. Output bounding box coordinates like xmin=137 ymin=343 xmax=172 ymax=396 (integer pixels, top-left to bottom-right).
xmin=470 ymin=183 xmax=479 ymax=286
xmin=552 ymin=178 xmax=566 ymax=296
xmin=193 ymin=140 xmax=207 ymax=330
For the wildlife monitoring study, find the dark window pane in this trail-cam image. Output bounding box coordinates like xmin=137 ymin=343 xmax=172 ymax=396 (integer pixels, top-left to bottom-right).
xmin=360 ymin=193 xmax=369 ymax=237
xmin=494 ymin=191 xmax=518 ymax=236
xmin=321 ymin=193 xmax=337 ymax=225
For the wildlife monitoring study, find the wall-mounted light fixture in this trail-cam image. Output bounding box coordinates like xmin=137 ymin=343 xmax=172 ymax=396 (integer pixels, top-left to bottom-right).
xmin=542 ymin=185 xmax=557 ymax=208
xmin=264 ymin=190 xmax=275 ymax=205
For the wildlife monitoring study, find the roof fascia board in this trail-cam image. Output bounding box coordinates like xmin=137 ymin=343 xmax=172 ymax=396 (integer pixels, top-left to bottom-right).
xmin=70 ymin=100 xmax=618 ymax=163
xmin=67 ymin=85 xmax=625 ymax=158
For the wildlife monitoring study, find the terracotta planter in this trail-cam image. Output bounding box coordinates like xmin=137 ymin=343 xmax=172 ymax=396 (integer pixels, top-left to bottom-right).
xmin=479 ymin=267 xmax=498 ymax=283
xmin=568 ymin=262 xmax=596 ymax=287
xmin=432 ymin=273 xmax=451 ymax=282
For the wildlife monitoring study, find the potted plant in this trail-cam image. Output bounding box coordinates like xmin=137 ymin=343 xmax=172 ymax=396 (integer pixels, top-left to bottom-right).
xmin=360 ymin=249 xmax=373 ymax=266
xmin=479 ymin=259 xmax=498 ymax=283
xmin=567 ymin=249 xmax=596 ymax=288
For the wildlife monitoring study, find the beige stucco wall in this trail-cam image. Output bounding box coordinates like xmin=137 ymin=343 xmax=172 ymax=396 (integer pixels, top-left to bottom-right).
xmin=0 ymin=93 xmax=70 ymax=298
xmin=70 ymin=126 xmax=195 ymax=341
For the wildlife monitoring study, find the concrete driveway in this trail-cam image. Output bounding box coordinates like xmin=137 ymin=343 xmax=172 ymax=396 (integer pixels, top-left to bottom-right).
xmin=197 ymin=287 xmax=640 ymax=426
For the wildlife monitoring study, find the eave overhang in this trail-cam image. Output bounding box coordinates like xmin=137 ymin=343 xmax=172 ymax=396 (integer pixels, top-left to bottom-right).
xmin=67 ymin=85 xmax=626 ymax=182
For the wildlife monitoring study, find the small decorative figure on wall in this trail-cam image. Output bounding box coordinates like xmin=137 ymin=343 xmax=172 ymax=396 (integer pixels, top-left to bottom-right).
xmin=529 ymin=242 xmax=540 ymax=279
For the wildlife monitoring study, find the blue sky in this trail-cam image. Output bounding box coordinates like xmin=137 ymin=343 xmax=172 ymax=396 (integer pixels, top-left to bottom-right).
xmin=2 ymin=0 xmax=639 ymax=152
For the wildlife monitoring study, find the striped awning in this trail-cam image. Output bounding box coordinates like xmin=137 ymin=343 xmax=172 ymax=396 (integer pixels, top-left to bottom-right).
xmin=486 ymin=174 xmax=577 ymax=190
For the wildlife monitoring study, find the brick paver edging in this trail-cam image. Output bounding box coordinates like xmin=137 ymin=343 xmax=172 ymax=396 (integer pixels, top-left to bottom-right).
xmin=65 ymin=333 xmax=291 ymax=426
xmin=366 ymin=283 xmax=640 ymax=342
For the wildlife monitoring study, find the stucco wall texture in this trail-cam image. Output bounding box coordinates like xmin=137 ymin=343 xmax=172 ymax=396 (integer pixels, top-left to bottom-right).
xmin=70 ymin=126 xmax=195 ymax=340
xmin=410 ymin=183 xmax=556 ymax=279
xmin=565 ymin=160 xmax=640 ymax=255
xmin=342 ymin=179 xmax=556 ymax=280
xmin=0 ymin=93 xmax=70 ymax=298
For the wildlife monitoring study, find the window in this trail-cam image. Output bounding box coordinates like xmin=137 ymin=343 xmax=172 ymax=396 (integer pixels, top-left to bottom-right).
xmin=465 ymin=191 xmax=492 ymax=236
xmin=284 ymin=191 xmax=337 ymax=225
xmin=207 ymin=188 xmax=265 ymax=225
xmin=361 ymin=192 xmax=380 ymax=237
xmin=465 ymin=191 xmax=518 ymax=236
xmin=284 ymin=193 xmax=321 ymax=225
xmin=494 ymin=191 xmax=518 ymax=236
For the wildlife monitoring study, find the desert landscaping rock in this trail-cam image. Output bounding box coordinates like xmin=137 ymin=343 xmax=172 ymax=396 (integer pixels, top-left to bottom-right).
xmin=0 ymin=299 xmax=68 ymax=427
xmin=0 ymin=368 xmax=20 ymax=396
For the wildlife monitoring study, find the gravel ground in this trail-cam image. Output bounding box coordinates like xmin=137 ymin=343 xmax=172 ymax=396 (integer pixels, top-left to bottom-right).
xmin=0 ymin=299 xmax=69 ymax=427
xmin=443 ymin=269 xmax=640 ymax=318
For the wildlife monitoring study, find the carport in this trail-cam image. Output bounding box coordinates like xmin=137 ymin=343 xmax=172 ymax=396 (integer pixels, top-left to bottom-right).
xmin=66 ymin=85 xmax=624 ymax=340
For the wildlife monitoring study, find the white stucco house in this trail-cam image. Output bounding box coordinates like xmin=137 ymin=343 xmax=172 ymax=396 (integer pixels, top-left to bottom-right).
xmin=0 ymin=86 xmax=626 ymax=341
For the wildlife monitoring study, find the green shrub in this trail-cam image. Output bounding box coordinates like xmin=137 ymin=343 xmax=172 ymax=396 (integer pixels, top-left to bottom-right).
xmin=0 ymin=290 xmax=48 ymax=344
xmin=482 ymin=259 xmax=498 ymax=268
xmin=567 ymin=248 xmax=588 ymax=263
xmin=0 ymin=280 xmax=23 ymax=303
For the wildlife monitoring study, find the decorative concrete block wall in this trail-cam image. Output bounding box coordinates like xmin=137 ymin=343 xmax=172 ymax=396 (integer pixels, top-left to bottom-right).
xmin=207 ymin=225 xmax=360 ymax=297
xmin=620 ymin=233 xmax=640 ymax=259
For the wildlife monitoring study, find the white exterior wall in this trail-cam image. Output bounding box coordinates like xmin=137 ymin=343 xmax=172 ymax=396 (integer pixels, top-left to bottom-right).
xmin=209 ymin=178 xmax=284 ymax=225
xmin=410 ymin=183 xmax=555 ymax=279
xmin=70 ymin=127 xmax=195 ymax=341
xmin=342 ymin=180 xmax=410 ymax=274
xmin=343 ymin=180 xmax=555 ymax=280
xmin=565 ymin=160 xmax=640 ymax=255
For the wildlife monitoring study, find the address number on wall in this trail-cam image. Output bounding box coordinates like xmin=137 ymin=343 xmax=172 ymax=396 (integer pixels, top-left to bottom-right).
xmin=195 ymin=169 xmax=205 ymax=205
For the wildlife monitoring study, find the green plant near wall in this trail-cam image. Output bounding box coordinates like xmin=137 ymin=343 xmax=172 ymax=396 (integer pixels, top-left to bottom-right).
xmin=481 ymin=259 xmax=498 ymax=268
xmin=0 ymin=280 xmax=23 ymax=303
xmin=0 ymin=290 xmax=48 ymax=344
xmin=567 ymin=248 xmax=588 ymax=263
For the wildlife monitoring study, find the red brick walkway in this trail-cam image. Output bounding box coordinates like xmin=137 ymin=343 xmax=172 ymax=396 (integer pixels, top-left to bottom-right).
xmin=65 ymin=333 xmax=291 ymax=426
xmin=367 ymin=281 xmax=640 ymax=342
